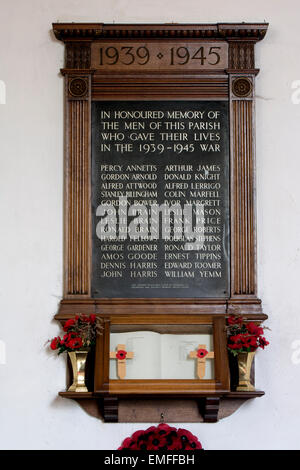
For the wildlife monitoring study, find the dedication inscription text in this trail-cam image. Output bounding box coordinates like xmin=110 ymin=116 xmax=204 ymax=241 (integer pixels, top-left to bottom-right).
xmin=91 ymin=101 xmax=229 ymax=298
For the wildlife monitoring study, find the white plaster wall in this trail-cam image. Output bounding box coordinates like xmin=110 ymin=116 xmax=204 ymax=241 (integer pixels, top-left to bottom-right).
xmin=0 ymin=0 xmax=299 ymax=450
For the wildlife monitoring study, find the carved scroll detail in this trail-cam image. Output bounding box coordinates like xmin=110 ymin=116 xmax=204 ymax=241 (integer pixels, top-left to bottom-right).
xmin=231 ymin=95 xmax=256 ymax=296
xmin=65 ymin=79 xmax=91 ymax=296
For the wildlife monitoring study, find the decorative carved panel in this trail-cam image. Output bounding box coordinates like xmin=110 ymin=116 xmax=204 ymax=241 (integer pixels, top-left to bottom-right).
xmin=228 ymin=42 xmax=255 ymax=71
xmin=64 ymin=74 xmax=91 ymax=297
xmin=65 ymin=42 xmax=91 ymax=69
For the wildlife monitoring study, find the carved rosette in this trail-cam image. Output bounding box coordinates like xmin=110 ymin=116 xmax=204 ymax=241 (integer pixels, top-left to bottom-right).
xmin=68 ymin=76 xmax=89 ymax=100
xmin=232 ymin=77 xmax=253 ymax=98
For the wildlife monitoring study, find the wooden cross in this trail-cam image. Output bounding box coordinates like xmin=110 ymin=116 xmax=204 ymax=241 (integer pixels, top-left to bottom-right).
xmin=110 ymin=344 xmax=134 ymax=379
xmin=189 ymin=344 xmax=214 ymax=379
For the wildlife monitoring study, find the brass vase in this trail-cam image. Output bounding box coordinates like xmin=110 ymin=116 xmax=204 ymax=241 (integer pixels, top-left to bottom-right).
xmin=68 ymin=350 xmax=89 ymax=392
xmin=236 ymin=352 xmax=255 ymax=391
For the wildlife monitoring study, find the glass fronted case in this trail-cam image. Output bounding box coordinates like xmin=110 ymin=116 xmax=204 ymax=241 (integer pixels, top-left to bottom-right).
xmin=109 ymin=324 xmax=214 ymax=380
xmin=94 ymin=315 xmax=230 ymax=396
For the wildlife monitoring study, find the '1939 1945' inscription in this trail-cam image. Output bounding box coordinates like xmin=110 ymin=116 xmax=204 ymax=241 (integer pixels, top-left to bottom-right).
xmin=91 ymin=42 xmax=228 ymax=71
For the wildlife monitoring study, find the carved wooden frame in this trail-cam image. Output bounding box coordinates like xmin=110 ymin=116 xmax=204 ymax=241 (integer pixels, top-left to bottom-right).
xmin=52 ymin=23 xmax=268 ymax=420
xmin=94 ymin=315 xmax=229 ymax=396
xmin=53 ymin=22 xmax=268 ymax=322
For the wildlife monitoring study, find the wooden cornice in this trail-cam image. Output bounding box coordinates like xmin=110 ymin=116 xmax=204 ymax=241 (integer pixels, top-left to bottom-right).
xmin=52 ymin=22 xmax=268 ymax=42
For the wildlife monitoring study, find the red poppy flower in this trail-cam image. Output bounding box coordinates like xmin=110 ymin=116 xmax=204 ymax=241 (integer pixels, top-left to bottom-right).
xmin=50 ymin=337 xmax=61 ymax=350
xmin=157 ymin=423 xmax=177 ymax=434
xmin=248 ymin=336 xmax=258 ymax=348
xmin=259 ymin=337 xmax=269 ymax=349
xmin=130 ymin=442 xmax=144 ymax=450
xmin=66 ymin=337 xmax=83 ymax=349
xmin=228 ymin=342 xmax=241 ymax=349
xmin=197 ymin=348 xmax=208 ymax=358
xmin=130 ymin=429 xmax=144 ymax=441
xmin=61 ymin=332 xmax=82 ymax=349
xmin=177 ymin=428 xmax=202 ymax=449
xmin=246 ymin=322 xmax=263 ymax=336
xmin=118 ymin=423 xmax=202 ymax=450
xmin=116 ymin=350 xmax=127 ymax=360
xmin=63 ymin=319 xmax=76 ymax=331
xmin=165 ymin=436 xmax=181 ymax=450
xmin=61 ymin=332 xmax=74 ymax=344
xmin=240 ymin=334 xmax=252 ymax=346
xmin=230 ymin=334 xmax=243 ymax=343
xmin=89 ymin=314 xmax=96 ymax=323
xmin=144 ymin=426 xmax=157 ymax=434
xmin=147 ymin=432 xmax=168 ymax=450
xmin=185 ymin=441 xmax=202 ymax=450
xmin=118 ymin=437 xmax=132 ymax=449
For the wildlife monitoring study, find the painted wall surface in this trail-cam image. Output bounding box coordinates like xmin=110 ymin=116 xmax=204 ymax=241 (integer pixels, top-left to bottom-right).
xmin=0 ymin=0 xmax=300 ymax=450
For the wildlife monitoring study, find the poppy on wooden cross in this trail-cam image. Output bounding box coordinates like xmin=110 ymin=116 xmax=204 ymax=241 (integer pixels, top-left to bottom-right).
xmin=189 ymin=344 xmax=214 ymax=379
xmin=110 ymin=344 xmax=134 ymax=379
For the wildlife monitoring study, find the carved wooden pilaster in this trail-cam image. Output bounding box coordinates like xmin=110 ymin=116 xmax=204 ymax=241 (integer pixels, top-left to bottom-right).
xmin=230 ymin=76 xmax=256 ymax=297
xmin=228 ymin=40 xmax=261 ymax=312
xmin=63 ymin=46 xmax=92 ymax=297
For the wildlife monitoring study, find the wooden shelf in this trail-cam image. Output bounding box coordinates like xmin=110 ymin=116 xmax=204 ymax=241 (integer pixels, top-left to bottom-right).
xmin=59 ymin=390 xmax=265 ymax=400
xmin=59 ymin=391 xmax=94 ymax=399
xmin=225 ymin=391 xmax=265 ymax=398
xmin=58 ymin=389 xmax=265 ymax=423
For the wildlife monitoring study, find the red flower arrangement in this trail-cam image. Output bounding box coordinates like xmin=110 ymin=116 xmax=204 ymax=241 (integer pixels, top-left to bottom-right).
xmin=118 ymin=423 xmax=203 ymax=451
xmin=48 ymin=314 xmax=102 ymax=355
xmin=226 ymin=315 xmax=269 ymax=356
